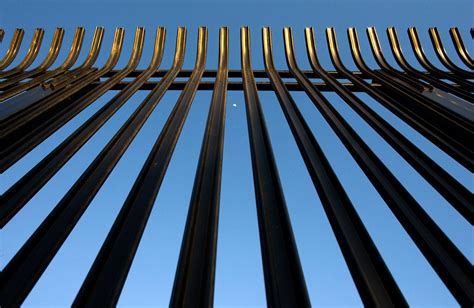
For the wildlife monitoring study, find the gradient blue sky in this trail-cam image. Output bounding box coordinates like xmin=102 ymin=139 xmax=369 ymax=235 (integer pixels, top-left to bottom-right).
xmin=0 ymin=0 xmax=473 ymax=306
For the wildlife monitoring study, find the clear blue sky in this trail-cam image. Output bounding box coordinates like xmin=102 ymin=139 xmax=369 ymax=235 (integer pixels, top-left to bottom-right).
xmin=0 ymin=0 xmax=472 ymax=306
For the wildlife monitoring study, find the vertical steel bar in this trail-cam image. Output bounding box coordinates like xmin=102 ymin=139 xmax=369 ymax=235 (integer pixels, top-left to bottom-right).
xmin=364 ymin=27 xmax=473 ymax=125
xmin=0 ymin=28 xmax=65 ymax=90
xmin=407 ymin=27 xmax=474 ymax=88
xmin=263 ymin=27 xmax=407 ymax=307
xmin=72 ymin=27 xmax=207 ymax=307
xmin=362 ymin=33 xmax=474 ymax=137
xmin=304 ymin=27 xmax=472 ymax=224
xmin=327 ymin=28 xmax=473 ymax=171
xmin=0 ymin=27 xmax=85 ymax=102
xmin=428 ymin=27 xmax=474 ymax=78
xmin=0 ymin=28 xmax=123 ymax=171
xmin=170 ymin=27 xmax=229 ymax=307
xmin=0 ymin=29 xmax=24 ymax=70
xmin=0 ymin=27 xmax=186 ymax=308
xmin=0 ymin=26 xmax=138 ymax=172
xmin=238 ymin=26 xmax=312 ymax=307
xmin=43 ymin=26 xmax=105 ymax=90
xmin=2 ymin=27 xmax=140 ymax=122
xmin=367 ymin=27 xmax=474 ymax=104
xmin=0 ymin=28 xmax=122 ymax=133
xmin=0 ymin=27 xmax=166 ymax=227
xmin=0 ymin=28 xmax=44 ymax=79
xmin=284 ymin=27 xmax=474 ymax=306
xmin=449 ymin=27 xmax=474 ymax=69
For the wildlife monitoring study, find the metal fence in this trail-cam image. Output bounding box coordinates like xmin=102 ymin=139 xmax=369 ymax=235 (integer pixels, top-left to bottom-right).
xmin=0 ymin=26 xmax=472 ymax=307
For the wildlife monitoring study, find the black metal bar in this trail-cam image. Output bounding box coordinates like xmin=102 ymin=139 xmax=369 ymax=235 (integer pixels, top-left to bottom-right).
xmin=239 ymin=27 xmax=311 ymax=308
xmin=0 ymin=28 xmax=124 ymax=142
xmin=407 ymin=27 xmax=474 ymax=88
xmin=449 ymin=27 xmax=474 ymax=70
xmin=303 ymin=28 xmax=473 ymax=224
xmin=385 ymin=28 xmax=474 ymax=103
xmin=0 ymin=27 xmax=186 ymax=307
xmin=263 ymin=27 xmax=407 ymax=307
xmin=101 ymin=68 xmax=373 ymax=79
xmin=0 ymin=27 xmax=104 ymax=109
xmin=366 ymin=27 xmax=474 ymax=106
xmin=326 ymin=28 xmax=473 ymax=172
xmin=355 ymin=28 xmax=473 ymax=131
xmin=283 ymin=28 xmax=474 ymax=306
xmin=101 ymin=80 xmax=372 ymax=91
xmin=0 ymin=82 xmax=371 ymax=175
xmin=0 ymin=27 xmax=85 ymax=102
xmin=0 ymin=28 xmax=65 ymax=91
xmin=0 ymin=28 xmax=166 ymax=228
xmin=43 ymin=27 xmax=106 ymax=90
xmin=428 ymin=27 xmax=474 ymax=78
xmin=72 ymin=27 xmax=206 ymax=307
xmin=0 ymin=82 xmax=96 ymax=171
xmin=0 ymin=29 xmax=25 ymax=71
xmin=0 ymin=28 xmax=139 ymax=172
xmin=0 ymin=27 xmax=111 ymax=125
xmin=170 ymin=27 xmax=228 ymax=307
xmin=0 ymin=28 xmax=44 ymax=79
xmin=326 ymin=31 xmax=472 ymax=173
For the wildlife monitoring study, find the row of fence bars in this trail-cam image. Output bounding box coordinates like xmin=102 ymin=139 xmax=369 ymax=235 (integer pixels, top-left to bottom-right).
xmin=0 ymin=26 xmax=473 ymax=69
xmin=0 ymin=26 xmax=473 ymax=307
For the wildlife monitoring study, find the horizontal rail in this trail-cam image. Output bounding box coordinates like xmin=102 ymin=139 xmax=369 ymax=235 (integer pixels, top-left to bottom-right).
xmin=96 ymin=80 xmax=381 ymax=91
